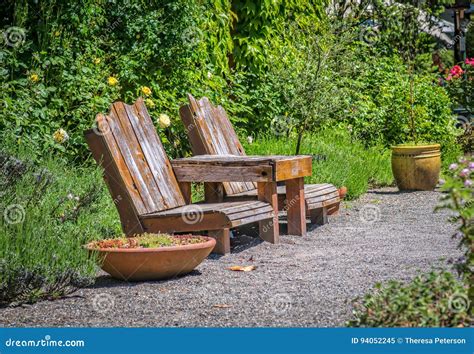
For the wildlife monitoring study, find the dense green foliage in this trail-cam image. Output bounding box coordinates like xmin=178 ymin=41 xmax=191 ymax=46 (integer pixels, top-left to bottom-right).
xmin=340 ymin=55 xmax=458 ymax=150
xmin=347 ymin=271 xmax=470 ymax=327
xmin=0 ymin=0 xmax=460 ymax=164
xmin=245 ymin=128 xmax=393 ymax=199
xmin=444 ymin=59 xmax=474 ymax=152
xmin=438 ymin=156 xmax=474 ymax=308
xmin=0 ymin=149 xmax=119 ymax=305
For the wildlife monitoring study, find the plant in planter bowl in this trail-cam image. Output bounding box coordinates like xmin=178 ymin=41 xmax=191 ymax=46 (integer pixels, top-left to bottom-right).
xmin=379 ymin=2 xmax=448 ymax=191
xmin=85 ymin=233 xmax=215 ymax=281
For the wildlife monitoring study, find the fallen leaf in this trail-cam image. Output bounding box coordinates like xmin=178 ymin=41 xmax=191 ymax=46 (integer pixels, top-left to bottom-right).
xmin=213 ymin=304 xmax=232 ymax=308
xmin=227 ymin=265 xmax=256 ymax=272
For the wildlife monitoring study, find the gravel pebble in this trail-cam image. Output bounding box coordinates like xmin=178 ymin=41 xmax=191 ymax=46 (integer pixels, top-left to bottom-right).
xmin=0 ymin=187 xmax=461 ymax=327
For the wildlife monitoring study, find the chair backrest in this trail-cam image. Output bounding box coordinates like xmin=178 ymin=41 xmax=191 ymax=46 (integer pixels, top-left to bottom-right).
xmin=85 ymin=99 xmax=185 ymax=229
xmin=179 ymin=94 xmax=257 ymax=196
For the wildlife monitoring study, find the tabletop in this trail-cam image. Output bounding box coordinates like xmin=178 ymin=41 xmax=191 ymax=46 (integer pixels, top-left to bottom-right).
xmin=171 ymin=154 xmax=312 ymax=182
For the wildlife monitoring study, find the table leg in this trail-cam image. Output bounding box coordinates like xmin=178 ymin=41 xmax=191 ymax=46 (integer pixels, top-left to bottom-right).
xmin=257 ymin=182 xmax=279 ymax=244
xmin=286 ymin=177 xmax=307 ymax=236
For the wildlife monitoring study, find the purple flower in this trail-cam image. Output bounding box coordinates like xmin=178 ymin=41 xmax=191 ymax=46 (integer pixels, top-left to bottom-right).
xmin=449 ymin=163 xmax=458 ymax=170
xmin=469 ymin=162 xmax=474 ymax=170
xmin=438 ymin=179 xmax=445 ymax=185
xmin=459 ymin=168 xmax=470 ymax=178
xmin=464 ymin=179 xmax=472 ymax=187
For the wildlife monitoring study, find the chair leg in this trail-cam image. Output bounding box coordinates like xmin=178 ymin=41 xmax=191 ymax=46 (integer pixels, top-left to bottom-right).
xmin=310 ymin=208 xmax=328 ymax=225
xmin=327 ymin=203 xmax=340 ymax=216
xmin=208 ymin=228 xmax=231 ymax=255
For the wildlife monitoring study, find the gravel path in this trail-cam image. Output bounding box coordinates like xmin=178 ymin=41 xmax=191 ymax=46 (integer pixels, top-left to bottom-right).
xmin=0 ymin=188 xmax=461 ymax=327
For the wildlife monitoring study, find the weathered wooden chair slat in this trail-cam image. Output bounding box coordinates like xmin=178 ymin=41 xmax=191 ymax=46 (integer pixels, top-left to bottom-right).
xmin=85 ymin=98 xmax=278 ymax=255
xmin=180 ymin=94 xmax=341 ymax=225
xmin=187 ymin=94 xmax=257 ymax=195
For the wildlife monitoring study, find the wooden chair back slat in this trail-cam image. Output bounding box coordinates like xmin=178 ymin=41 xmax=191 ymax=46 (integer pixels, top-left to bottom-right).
xmin=96 ymin=113 xmax=149 ymax=215
xmin=94 ymin=99 xmax=185 ymax=215
xmin=129 ymin=100 xmax=186 ymax=208
xmin=182 ymin=94 xmax=257 ymax=196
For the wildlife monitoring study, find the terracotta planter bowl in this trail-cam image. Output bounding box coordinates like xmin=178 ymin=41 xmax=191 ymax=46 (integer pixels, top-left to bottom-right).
xmin=85 ymin=236 xmax=216 ymax=281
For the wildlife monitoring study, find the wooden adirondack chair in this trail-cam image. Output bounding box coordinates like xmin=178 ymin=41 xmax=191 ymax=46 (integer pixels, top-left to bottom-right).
xmin=84 ymin=98 xmax=277 ymax=255
xmin=179 ymin=95 xmax=341 ymax=225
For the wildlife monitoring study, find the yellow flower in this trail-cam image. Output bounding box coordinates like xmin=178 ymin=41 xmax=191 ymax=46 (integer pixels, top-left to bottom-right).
xmin=145 ymin=98 xmax=155 ymax=108
xmin=93 ymin=58 xmax=101 ymax=65
xmin=158 ymin=114 xmax=171 ymax=129
xmin=29 ymin=74 xmax=39 ymax=83
xmin=54 ymin=30 xmax=61 ymax=37
xmin=141 ymin=86 xmax=152 ymax=96
xmin=107 ymin=76 xmax=118 ymax=86
xmin=53 ymin=128 xmax=69 ymax=144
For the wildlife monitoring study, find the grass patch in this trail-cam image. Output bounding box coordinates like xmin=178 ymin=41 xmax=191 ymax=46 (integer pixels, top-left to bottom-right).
xmin=245 ymin=128 xmax=393 ymax=199
xmin=0 ymin=150 xmax=120 ymax=305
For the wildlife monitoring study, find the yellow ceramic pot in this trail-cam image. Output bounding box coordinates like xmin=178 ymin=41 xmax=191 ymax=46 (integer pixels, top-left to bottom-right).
xmin=391 ymin=144 xmax=441 ymax=191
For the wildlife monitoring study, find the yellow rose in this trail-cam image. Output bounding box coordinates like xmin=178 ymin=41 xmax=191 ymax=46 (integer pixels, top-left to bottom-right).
xmin=53 ymin=128 xmax=69 ymax=144
xmin=141 ymin=86 xmax=152 ymax=96
xmin=107 ymin=76 xmax=118 ymax=86
xmin=29 ymin=74 xmax=39 ymax=83
xmin=93 ymin=58 xmax=101 ymax=65
xmin=158 ymin=114 xmax=171 ymax=129
xmin=145 ymin=98 xmax=155 ymax=108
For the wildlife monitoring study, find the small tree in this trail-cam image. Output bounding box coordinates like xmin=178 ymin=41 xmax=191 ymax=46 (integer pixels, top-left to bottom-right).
xmin=268 ymin=23 xmax=351 ymax=155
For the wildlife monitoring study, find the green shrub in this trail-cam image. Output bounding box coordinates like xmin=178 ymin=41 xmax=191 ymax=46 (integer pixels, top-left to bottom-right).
xmin=347 ymin=271 xmax=470 ymax=327
xmin=437 ymin=155 xmax=474 ymax=306
xmin=339 ymin=55 xmax=459 ymax=152
xmin=245 ymin=127 xmax=393 ymax=199
xmin=0 ymin=149 xmax=120 ymax=305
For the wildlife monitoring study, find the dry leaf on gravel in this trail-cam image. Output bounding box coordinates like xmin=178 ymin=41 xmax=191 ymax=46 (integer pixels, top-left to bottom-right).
xmin=227 ymin=265 xmax=256 ymax=272
xmin=213 ymin=304 xmax=232 ymax=308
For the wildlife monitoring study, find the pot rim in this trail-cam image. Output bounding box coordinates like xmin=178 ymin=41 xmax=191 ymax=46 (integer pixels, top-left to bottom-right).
xmin=84 ymin=235 xmax=216 ymax=253
xmin=391 ymin=143 xmax=440 ymax=150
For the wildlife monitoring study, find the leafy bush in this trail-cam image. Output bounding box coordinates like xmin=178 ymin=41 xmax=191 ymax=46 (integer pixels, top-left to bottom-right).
xmin=444 ymin=60 xmax=474 ymax=153
xmin=245 ymin=127 xmax=393 ymax=199
xmin=339 ymin=54 xmax=458 ymax=150
xmin=0 ymin=149 xmax=120 ymax=305
xmin=438 ymin=155 xmax=474 ymax=307
xmin=347 ymin=271 xmax=470 ymax=327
